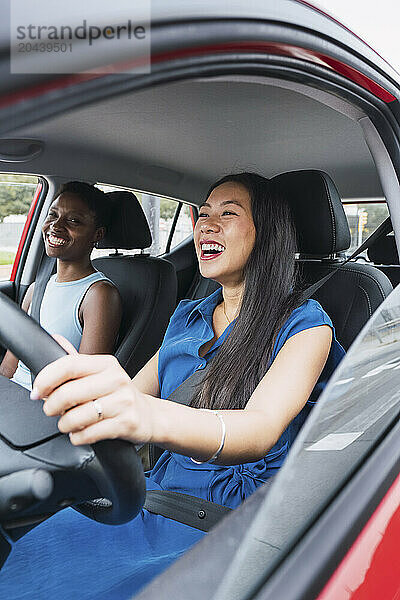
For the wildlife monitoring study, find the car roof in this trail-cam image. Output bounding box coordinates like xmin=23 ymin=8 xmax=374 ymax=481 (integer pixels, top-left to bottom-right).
xmin=1 ymin=0 xmax=398 ymax=83
xmin=0 ymin=0 xmax=397 ymax=204
xmin=0 ymin=0 xmax=398 ymax=209
xmin=3 ymin=77 xmax=381 ymax=204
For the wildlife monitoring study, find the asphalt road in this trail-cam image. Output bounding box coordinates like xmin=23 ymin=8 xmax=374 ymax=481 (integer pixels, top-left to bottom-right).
xmin=314 ymin=338 xmax=400 ymax=442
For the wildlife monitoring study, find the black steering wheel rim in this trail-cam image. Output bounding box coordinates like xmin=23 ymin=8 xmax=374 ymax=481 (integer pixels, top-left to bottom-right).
xmin=0 ymin=291 xmax=146 ymax=525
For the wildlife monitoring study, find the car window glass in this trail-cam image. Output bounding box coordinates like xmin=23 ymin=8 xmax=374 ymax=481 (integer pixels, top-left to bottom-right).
xmin=343 ymin=199 xmax=389 ymax=256
xmin=221 ymin=285 xmax=400 ymax=595
xmin=168 ymin=203 xmax=195 ymax=252
xmin=0 ymin=173 xmax=39 ymax=281
xmin=96 ymin=184 xmax=186 ymax=256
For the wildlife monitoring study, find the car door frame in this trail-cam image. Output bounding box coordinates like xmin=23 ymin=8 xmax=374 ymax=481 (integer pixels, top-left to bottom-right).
xmin=1 ymin=5 xmax=400 ymax=598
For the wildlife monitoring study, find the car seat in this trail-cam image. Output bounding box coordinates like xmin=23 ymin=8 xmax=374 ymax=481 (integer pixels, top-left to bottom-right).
xmin=272 ymin=169 xmax=393 ymax=350
xmin=92 ymin=191 xmax=177 ymax=377
xmin=187 ymin=170 xmax=392 ymax=350
xmin=366 ymin=227 xmax=400 ymax=288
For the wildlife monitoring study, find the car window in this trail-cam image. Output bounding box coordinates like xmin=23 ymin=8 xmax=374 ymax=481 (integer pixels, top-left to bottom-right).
xmin=219 ymin=284 xmax=400 ymax=596
xmin=0 ymin=173 xmax=39 ymax=281
xmin=96 ymin=183 xmax=190 ymax=256
xmin=167 ymin=203 xmax=195 ymax=252
xmin=343 ymin=199 xmax=389 ymax=256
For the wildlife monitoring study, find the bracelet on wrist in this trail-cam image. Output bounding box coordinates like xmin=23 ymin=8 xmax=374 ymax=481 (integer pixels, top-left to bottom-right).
xmin=190 ymin=409 xmax=226 ymax=464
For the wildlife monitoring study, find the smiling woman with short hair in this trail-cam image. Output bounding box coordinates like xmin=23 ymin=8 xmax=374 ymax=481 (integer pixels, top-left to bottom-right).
xmin=0 ymin=181 xmax=122 ymax=389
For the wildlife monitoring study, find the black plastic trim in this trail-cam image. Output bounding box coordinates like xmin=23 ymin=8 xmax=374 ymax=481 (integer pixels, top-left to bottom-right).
xmin=2 ymin=19 xmax=398 ymax=96
xmin=150 ymin=17 xmax=400 ymax=93
xmin=165 ymin=202 xmax=182 ymax=254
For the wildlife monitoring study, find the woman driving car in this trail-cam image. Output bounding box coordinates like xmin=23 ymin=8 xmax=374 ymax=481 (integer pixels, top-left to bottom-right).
xmin=0 ymin=173 xmax=344 ymax=599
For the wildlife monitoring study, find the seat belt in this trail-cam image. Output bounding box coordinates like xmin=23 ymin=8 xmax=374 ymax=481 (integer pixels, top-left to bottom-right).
xmin=144 ymin=364 xmax=232 ymax=530
xmin=144 ymin=217 xmax=393 ymax=531
xmin=29 ymin=255 xmax=56 ymax=386
xmin=144 ymin=491 xmax=231 ymax=532
xmin=29 ymin=255 xmax=56 ymax=324
xmin=299 ymin=216 xmax=392 ymax=302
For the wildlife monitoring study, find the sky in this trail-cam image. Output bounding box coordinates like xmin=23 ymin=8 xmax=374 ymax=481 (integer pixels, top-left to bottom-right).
xmin=316 ymin=0 xmax=400 ymax=73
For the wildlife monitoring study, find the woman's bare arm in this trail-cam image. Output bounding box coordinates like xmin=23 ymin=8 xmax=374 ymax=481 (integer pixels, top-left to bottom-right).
xmin=146 ymin=325 xmax=332 ymax=463
xmin=78 ymin=281 xmax=122 ymax=355
xmin=33 ymin=325 xmax=332 ymax=465
xmin=132 ymin=351 xmax=160 ymax=397
xmin=0 ymin=283 xmax=35 ymax=378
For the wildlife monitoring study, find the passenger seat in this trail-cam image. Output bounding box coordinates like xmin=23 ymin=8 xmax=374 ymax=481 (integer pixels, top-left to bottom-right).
xmin=93 ymin=191 xmax=177 ymax=377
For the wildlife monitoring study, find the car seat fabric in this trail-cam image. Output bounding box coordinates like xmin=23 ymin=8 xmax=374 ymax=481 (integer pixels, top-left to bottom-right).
xmin=272 ymin=170 xmax=393 ymax=350
xmin=367 ymin=231 xmax=400 ymax=288
xmin=92 ymin=191 xmax=177 ymax=376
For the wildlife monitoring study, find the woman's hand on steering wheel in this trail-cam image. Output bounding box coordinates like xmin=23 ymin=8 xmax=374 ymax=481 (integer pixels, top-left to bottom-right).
xmin=31 ymin=339 xmax=155 ymax=447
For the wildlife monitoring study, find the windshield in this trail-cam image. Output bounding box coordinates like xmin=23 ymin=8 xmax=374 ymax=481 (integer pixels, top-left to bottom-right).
xmin=216 ymin=283 xmax=400 ymax=600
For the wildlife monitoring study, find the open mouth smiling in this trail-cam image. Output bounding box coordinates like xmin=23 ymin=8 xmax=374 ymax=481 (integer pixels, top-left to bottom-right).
xmin=46 ymin=233 xmax=68 ymax=248
xmin=200 ymin=241 xmax=225 ymax=260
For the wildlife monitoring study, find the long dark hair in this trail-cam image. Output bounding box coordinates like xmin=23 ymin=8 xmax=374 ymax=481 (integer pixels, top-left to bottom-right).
xmin=190 ymin=173 xmax=301 ymax=410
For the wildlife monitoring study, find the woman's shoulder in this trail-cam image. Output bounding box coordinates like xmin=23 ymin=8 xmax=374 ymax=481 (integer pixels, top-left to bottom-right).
xmin=288 ymin=299 xmax=333 ymax=328
xmin=160 ymin=290 xmax=222 ymax=350
xmin=84 ymin=271 xmax=119 ymax=295
xmin=170 ymin=289 xmax=222 ymax=322
xmin=81 ymin=273 xmax=122 ymax=311
xmin=164 ymin=298 xmax=205 ymax=333
xmin=91 ymin=270 xmax=113 ymax=284
xmin=275 ymin=299 xmax=335 ymax=351
xmin=174 ymin=297 xmax=204 ymax=315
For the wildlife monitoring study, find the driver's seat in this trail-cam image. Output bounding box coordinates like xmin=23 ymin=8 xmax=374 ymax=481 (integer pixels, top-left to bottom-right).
xmin=272 ymin=169 xmax=393 ymax=349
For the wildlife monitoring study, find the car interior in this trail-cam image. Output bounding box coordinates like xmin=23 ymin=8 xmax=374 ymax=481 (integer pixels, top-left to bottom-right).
xmin=367 ymin=227 xmax=400 ymax=286
xmin=2 ymin=77 xmax=397 ymax=340
xmin=0 ymin=70 xmax=399 ymax=593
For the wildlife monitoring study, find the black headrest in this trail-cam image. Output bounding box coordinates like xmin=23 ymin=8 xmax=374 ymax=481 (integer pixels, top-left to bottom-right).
xmin=272 ymin=170 xmax=351 ymax=255
xmin=98 ymin=191 xmax=152 ymax=250
xmin=367 ymin=233 xmax=399 ymax=264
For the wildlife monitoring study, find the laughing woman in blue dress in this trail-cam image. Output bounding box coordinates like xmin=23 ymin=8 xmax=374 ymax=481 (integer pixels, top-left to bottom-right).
xmin=0 ymin=173 xmax=344 ymax=599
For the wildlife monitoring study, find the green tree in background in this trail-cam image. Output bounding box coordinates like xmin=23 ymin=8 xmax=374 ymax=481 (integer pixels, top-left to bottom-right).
xmin=0 ymin=175 xmax=38 ymax=222
xmin=363 ymin=203 xmax=388 ymax=236
xmin=159 ymin=197 xmax=177 ymax=220
xmin=346 ymin=202 xmax=389 ymax=255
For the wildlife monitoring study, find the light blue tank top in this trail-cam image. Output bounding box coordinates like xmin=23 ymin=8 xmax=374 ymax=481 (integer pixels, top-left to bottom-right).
xmin=12 ymin=271 xmax=111 ymax=390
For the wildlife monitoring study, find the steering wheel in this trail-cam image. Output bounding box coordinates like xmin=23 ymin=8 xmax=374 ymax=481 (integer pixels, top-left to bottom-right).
xmin=0 ymin=292 xmax=146 ymax=530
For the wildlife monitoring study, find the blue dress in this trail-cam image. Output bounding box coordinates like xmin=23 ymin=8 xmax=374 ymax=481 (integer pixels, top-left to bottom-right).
xmin=0 ymin=290 xmax=344 ymax=599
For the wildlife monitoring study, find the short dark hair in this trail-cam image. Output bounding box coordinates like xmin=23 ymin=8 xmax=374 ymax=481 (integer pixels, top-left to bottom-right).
xmin=56 ymin=181 xmax=111 ymax=230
